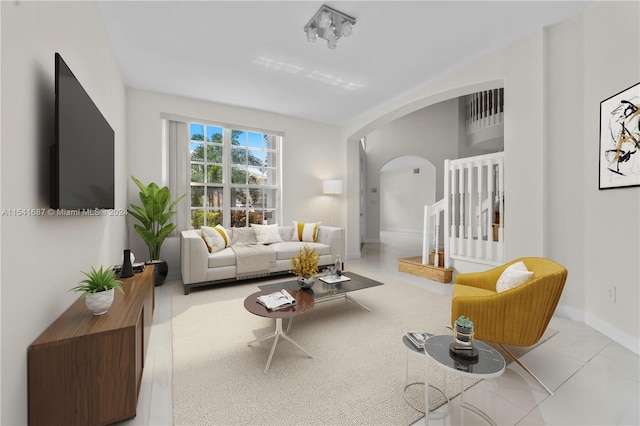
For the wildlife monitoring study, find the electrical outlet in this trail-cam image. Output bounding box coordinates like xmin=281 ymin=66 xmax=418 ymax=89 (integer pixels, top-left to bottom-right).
xmin=607 ymin=285 xmax=617 ymax=303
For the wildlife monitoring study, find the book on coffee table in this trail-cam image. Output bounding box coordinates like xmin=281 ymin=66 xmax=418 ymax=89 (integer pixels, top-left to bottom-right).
xmin=405 ymin=331 xmax=433 ymax=349
xmin=256 ymin=289 xmax=297 ymax=311
xmin=319 ymin=275 xmax=351 ymax=284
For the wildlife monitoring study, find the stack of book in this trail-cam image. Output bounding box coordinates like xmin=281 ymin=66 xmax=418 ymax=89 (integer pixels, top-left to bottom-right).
xmin=256 ymin=289 xmax=297 ymax=311
xmin=405 ymin=331 xmax=433 ymax=349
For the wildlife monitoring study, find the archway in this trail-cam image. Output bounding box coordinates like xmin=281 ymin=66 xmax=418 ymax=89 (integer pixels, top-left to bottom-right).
xmin=345 ymin=80 xmax=504 ymax=259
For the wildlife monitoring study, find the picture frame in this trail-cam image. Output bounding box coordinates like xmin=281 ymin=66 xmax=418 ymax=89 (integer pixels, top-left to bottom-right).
xmin=599 ymin=82 xmax=640 ymax=189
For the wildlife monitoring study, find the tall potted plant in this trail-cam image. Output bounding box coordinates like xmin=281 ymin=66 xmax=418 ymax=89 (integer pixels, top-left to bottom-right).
xmin=128 ymin=176 xmax=185 ymax=285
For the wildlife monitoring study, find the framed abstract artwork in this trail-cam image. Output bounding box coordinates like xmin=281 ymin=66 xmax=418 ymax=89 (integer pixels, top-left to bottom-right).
xmin=599 ymin=82 xmax=640 ymax=189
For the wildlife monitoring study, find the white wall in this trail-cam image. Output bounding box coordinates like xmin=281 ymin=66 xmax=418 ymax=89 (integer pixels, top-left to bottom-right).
xmin=545 ymin=14 xmax=588 ymax=329
xmin=580 ymin=2 xmax=639 ymax=345
xmin=380 ymin=163 xmax=435 ymax=233
xmin=343 ymin=2 xmax=639 ymax=351
xmin=0 ymin=2 xmax=127 ymax=424
xmin=126 ymin=89 xmax=344 ymax=274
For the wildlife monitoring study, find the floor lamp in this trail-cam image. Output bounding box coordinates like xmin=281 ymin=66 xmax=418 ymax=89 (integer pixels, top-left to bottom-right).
xmin=323 ymin=179 xmax=342 ymax=225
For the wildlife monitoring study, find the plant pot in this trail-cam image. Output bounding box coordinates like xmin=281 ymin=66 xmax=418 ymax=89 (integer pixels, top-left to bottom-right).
xmin=146 ymin=260 xmax=168 ymax=286
xmin=297 ymin=276 xmax=314 ymax=289
xmin=455 ymin=324 xmax=473 ymax=342
xmin=454 ymin=324 xmax=474 ymax=350
xmin=85 ymin=289 xmax=114 ymax=315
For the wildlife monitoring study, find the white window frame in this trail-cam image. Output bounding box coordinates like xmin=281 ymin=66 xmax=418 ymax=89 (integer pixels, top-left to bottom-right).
xmin=188 ymin=120 xmax=282 ymax=229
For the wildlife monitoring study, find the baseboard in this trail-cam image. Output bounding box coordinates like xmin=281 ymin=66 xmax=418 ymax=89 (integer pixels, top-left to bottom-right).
xmin=554 ymin=303 xmax=584 ymax=322
xmin=585 ymin=312 xmax=640 ymax=355
xmin=555 ymin=304 xmax=639 ymax=355
xmin=380 ymin=227 xmax=423 ymax=236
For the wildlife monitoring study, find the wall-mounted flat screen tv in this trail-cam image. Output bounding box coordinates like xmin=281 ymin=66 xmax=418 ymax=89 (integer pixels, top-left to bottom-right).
xmin=51 ymin=52 xmax=115 ymax=210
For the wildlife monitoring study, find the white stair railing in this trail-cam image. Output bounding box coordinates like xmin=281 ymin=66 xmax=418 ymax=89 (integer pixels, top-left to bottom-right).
xmin=466 ymin=89 xmax=504 ymax=133
xmin=422 ymin=152 xmax=505 ymax=270
xmin=422 ymin=199 xmax=445 ymax=266
xmin=445 ymin=152 xmax=504 ymax=267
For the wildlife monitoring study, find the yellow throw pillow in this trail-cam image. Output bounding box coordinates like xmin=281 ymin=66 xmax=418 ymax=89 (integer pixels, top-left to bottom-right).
xmin=201 ymin=225 xmax=230 ymax=253
xmin=292 ymin=221 xmax=320 ymax=243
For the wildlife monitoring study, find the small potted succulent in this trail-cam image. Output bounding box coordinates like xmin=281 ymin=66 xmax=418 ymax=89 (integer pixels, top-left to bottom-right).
xmin=290 ymin=244 xmax=320 ymax=289
xmin=454 ymin=315 xmax=475 ymax=349
xmin=70 ymin=266 xmax=124 ymax=315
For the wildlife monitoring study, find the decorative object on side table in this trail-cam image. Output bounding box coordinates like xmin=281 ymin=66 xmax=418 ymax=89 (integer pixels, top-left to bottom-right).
xmin=451 ymin=315 xmax=479 ymax=360
xmin=405 ymin=331 xmax=432 ymax=350
xmin=70 ymin=266 xmax=124 ymax=315
xmin=290 ymin=244 xmax=320 ymax=289
xmin=128 ymin=175 xmax=186 ymax=285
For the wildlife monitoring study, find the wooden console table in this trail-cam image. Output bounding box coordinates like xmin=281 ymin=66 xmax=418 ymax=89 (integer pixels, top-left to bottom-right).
xmin=28 ymin=265 xmax=155 ymax=425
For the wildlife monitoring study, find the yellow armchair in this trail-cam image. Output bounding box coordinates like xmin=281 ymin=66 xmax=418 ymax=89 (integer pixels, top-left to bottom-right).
xmin=451 ymin=257 xmax=568 ymax=394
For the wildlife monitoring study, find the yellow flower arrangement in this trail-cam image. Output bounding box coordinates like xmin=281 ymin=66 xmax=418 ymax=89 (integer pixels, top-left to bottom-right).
xmin=290 ymin=244 xmax=320 ymax=278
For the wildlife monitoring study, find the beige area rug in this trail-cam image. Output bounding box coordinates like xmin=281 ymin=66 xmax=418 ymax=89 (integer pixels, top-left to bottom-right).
xmin=171 ymin=270 xmax=557 ymax=425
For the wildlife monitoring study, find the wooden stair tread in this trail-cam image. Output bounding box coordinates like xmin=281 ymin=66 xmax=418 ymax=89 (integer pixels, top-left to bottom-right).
xmin=398 ymin=256 xmax=453 ymax=283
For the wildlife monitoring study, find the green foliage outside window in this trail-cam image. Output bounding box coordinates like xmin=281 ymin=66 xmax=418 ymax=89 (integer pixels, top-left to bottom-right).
xmin=190 ymin=124 xmax=278 ymax=228
xmin=191 ymin=210 xmax=222 ymax=229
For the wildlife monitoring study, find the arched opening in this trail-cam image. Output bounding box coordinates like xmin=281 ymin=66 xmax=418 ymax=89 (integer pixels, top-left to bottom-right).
xmin=346 ymin=80 xmax=505 ymax=260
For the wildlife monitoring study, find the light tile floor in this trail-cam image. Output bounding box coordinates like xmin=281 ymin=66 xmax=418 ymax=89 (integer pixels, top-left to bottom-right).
xmin=120 ymin=231 xmax=640 ymax=425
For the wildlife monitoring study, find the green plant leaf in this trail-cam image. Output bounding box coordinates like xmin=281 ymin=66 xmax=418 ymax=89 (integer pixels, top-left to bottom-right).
xmin=70 ymin=265 xmax=124 ymax=296
xmin=129 ymin=176 xmax=185 ymax=261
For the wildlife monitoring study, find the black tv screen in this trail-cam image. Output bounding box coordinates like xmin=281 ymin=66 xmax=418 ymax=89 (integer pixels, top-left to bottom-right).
xmin=51 ymin=53 xmax=115 ymax=210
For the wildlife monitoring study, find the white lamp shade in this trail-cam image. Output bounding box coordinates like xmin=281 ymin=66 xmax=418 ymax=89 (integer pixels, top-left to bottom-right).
xmin=323 ymin=180 xmax=343 ymax=195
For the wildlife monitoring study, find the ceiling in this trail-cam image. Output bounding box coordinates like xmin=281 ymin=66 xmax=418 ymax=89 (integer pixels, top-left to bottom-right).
xmin=97 ymin=1 xmax=592 ymax=126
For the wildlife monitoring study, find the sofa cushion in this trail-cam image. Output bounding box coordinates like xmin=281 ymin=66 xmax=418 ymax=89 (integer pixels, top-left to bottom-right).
xmin=207 ymin=247 xmax=236 ymax=268
xmin=292 ymin=221 xmax=320 ymax=242
xmin=270 ymin=241 xmax=331 ymax=261
xmin=230 ymin=227 xmax=258 ymax=245
xmin=279 ymin=225 xmax=294 ymax=242
xmin=201 ymin=225 xmax=230 ymax=253
xmin=251 ymin=224 xmax=283 ymax=244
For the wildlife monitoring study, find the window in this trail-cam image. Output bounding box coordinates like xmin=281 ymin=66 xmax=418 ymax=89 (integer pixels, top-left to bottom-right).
xmin=189 ymin=123 xmax=281 ymax=228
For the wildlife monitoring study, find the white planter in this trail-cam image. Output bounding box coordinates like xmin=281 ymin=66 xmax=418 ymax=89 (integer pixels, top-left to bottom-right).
xmin=85 ymin=289 xmax=115 ymax=315
xmin=297 ymin=276 xmax=315 ymax=289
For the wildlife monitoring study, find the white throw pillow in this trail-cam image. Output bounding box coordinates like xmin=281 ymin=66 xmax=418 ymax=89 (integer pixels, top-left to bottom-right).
xmin=201 ymin=225 xmax=230 ymax=253
xmin=496 ymin=261 xmax=534 ymax=293
xmin=292 ymin=221 xmax=320 ymax=243
xmin=230 ymin=227 xmax=258 ymax=245
xmin=251 ymin=224 xmax=283 ymax=244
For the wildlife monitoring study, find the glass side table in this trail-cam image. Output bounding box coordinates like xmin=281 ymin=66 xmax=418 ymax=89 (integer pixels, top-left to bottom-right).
xmin=401 ymin=334 xmax=449 ymax=417
xmin=423 ymin=334 xmax=505 ymax=425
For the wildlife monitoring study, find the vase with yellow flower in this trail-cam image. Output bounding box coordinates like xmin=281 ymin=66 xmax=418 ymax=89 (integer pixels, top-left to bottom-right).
xmin=290 ymin=244 xmax=320 ymax=289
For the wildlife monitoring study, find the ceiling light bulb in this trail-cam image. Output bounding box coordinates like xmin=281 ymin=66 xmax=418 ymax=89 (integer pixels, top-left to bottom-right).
xmin=306 ymin=27 xmax=318 ymax=42
xmin=341 ymin=22 xmax=353 ymax=37
xmin=319 ymin=11 xmax=332 ymax=29
xmin=327 ymin=37 xmax=338 ymax=50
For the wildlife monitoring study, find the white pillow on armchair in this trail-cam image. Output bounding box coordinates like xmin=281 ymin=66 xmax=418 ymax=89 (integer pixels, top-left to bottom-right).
xmin=496 ymin=261 xmax=534 ymax=293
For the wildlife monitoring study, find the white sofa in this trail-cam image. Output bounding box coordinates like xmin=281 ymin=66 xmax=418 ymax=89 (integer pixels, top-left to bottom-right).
xmin=180 ymin=225 xmax=345 ymax=295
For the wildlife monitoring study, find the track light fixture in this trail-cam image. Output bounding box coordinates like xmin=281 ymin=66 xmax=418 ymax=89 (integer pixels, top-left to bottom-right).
xmin=304 ymin=4 xmax=356 ymax=50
